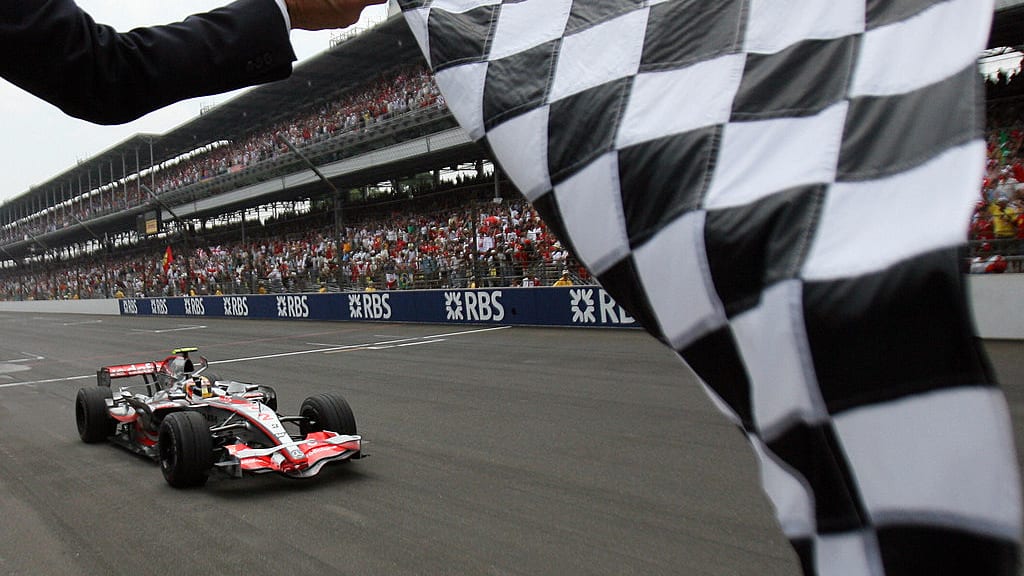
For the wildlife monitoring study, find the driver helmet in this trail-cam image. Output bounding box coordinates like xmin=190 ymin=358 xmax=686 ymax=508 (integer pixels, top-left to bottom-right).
xmin=186 ymin=375 xmax=215 ymax=399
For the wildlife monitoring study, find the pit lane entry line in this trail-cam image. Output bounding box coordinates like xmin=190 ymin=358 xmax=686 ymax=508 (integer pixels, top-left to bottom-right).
xmin=0 ymin=326 xmax=511 ymax=390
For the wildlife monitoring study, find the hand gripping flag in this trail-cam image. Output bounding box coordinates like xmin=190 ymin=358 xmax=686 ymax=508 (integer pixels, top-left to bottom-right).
xmin=398 ymin=1 xmax=1021 ymax=574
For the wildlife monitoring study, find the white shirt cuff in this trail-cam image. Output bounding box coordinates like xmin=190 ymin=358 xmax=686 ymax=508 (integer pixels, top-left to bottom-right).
xmin=274 ymin=0 xmax=291 ymax=30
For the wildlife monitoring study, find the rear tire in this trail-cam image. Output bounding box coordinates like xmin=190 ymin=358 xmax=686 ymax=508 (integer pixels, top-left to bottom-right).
xmin=158 ymin=412 xmax=213 ymax=488
xmin=76 ymin=386 xmax=114 ymax=443
xmin=300 ymin=393 xmax=356 ymax=436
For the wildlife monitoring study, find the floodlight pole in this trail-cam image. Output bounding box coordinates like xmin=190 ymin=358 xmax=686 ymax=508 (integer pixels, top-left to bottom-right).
xmin=140 ymin=184 xmax=191 ymax=295
xmin=23 ymin=230 xmax=48 ymax=252
xmin=274 ymin=132 xmax=343 ymax=232
xmin=276 ymin=132 xmax=345 ymax=289
xmin=139 ymin=183 xmax=186 ymax=228
xmin=71 ymin=213 xmax=103 ymax=245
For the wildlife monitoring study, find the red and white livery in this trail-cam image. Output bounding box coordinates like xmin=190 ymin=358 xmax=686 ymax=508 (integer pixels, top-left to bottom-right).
xmin=76 ymin=347 xmax=362 ymax=487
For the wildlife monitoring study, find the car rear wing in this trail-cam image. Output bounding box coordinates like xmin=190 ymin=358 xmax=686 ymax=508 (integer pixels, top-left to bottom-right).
xmin=97 ymin=361 xmax=164 ymax=387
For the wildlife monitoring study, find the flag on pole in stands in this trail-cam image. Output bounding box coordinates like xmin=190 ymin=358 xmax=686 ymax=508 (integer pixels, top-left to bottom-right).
xmin=162 ymin=246 xmax=173 ymax=272
xmin=399 ymin=0 xmax=1020 ymax=574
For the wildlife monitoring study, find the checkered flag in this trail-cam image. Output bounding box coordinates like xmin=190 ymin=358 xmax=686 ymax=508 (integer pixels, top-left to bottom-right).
xmin=398 ymin=0 xmax=1021 ymax=573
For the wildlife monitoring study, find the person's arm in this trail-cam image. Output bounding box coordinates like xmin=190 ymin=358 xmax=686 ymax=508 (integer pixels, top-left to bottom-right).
xmin=284 ymin=0 xmax=386 ymax=30
xmin=0 ymin=0 xmax=296 ymax=124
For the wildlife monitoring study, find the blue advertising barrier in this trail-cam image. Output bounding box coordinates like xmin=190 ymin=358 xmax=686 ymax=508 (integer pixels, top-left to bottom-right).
xmin=118 ymin=287 xmax=639 ymax=328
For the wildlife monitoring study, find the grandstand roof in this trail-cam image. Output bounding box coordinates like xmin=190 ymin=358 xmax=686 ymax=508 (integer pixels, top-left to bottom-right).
xmin=993 ymin=1 xmax=1024 ymax=48
xmin=151 ymin=15 xmax=424 ymax=158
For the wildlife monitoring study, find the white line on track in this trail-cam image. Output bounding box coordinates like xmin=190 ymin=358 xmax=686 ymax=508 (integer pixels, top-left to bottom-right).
xmin=0 ymin=354 xmax=45 ymax=363
xmin=229 ymin=326 xmax=509 ymax=361
xmin=364 ymin=339 xmax=447 ymax=350
xmin=399 ymin=339 xmax=447 ymax=347
xmin=62 ymin=320 xmax=104 ymax=326
xmin=0 ymin=374 xmax=92 ymax=389
xmin=306 ymin=337 xmax=420 ymax=348
xmin=421 ymin=326 xmax=511 ymax=339
xmin=130 ymin=325 xmax=207 ymax=334
xmin=0 ymin=325 xmax=511 ymax=389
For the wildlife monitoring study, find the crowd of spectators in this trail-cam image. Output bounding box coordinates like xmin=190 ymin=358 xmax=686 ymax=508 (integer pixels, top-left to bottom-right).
xmin=971 ymin=67 xmax=1024 ymax=272
xmin=0 ymin=184 xmax=590 ymax=301
xmin=5 ymin=60 xmax=1024 ymax=293
xmin=152 ymin=65 xmax=441 ymax=195
xmin=0 ymin=64 xmax=443 ymax=245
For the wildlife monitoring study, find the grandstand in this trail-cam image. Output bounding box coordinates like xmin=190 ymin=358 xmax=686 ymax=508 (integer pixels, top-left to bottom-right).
xmin=979 ymin=3 xmax=1024 ymax=271
xmin=0 ymin=16 xmax=471 ymax=258
xmin=994 ymin=0 xmax=1024 ymax=49
xmin=1 ymin=7 xmax=1023 ymax=297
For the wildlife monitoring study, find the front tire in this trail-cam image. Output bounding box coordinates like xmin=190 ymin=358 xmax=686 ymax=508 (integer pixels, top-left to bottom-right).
xmin=300 ymin=393 xmax=357 ymax=436
xmin=158 ymin=412 xmax=213 ymax=488
xmin=76 ymin=386 xmax=114 ymax=443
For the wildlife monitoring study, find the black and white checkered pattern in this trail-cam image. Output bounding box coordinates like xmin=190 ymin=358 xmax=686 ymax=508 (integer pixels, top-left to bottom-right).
xmin=398 ymin=1 xmax=1020 ymax=573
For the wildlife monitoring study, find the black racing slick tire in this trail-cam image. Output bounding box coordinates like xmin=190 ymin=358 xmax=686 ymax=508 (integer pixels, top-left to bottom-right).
xmin=300 ymin=393 xmax=357 ymax=436
xmin=158 ymin=412 xmax=214 ymax=488
xmin=76 ymin=386 xmax=115 ymax=443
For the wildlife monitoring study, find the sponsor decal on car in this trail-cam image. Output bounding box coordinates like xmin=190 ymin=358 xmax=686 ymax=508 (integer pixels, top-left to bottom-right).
xmin=106 ymin=362 xmax=157 ymax=378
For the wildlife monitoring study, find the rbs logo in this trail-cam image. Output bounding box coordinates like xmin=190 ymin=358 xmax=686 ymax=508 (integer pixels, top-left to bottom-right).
xmin=122 ymin=299 xmax=139 ymax=315
xmin=184 ymin=298 xmax=205 ymax=316
xmin=223 ymin=296 xmax=249 ymax=317
xmin=150 ymin=299 xmax=169 ymax=315
xmin=444 ymin=291 xmax=504 ymax=322
xmin=276 ymin=295 xmax=309 ymax=318
xmin=348 ymin=293 xmax=391 ymax=320
xmin=569 ymin=289 xmax=635 ymax=325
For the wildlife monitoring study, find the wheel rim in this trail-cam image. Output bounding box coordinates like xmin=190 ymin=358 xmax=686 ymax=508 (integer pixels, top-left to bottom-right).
xmin=159 ymin=427 xmax=176 ymax=471
xmin=302 ymin=405 xmax=322 ymax=434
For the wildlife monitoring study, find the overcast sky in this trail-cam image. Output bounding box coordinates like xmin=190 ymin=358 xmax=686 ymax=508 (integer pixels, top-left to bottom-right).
xmin=0 ymin=0 xmax=392 ymax=205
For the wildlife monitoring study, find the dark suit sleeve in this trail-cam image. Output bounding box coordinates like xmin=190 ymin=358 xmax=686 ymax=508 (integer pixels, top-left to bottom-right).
xmin=0 ymin=0 xmax=296 ymax=124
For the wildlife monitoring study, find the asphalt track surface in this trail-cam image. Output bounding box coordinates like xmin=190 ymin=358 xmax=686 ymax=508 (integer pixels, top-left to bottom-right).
xmin=0 ymin=314 xmax=1020 ymax=576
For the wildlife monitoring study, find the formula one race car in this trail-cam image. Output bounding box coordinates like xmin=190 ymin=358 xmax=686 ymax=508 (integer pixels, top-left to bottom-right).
xmin=75 ymin=347 xmax=362 ymax=488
